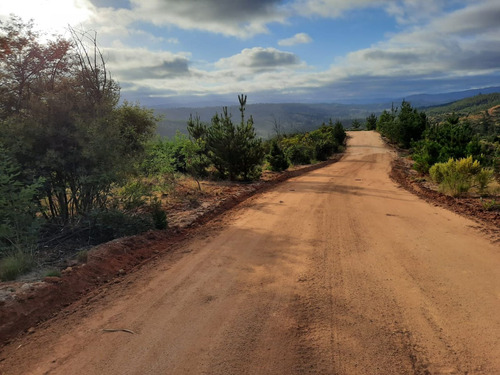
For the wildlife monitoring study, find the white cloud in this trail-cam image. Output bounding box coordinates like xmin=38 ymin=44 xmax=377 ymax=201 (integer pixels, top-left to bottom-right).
xmin=278 ymin=33 xmax=312 ymax=46
xmin=215 ymin=47 xmax=301 ymax=71
xmin=91 ymin=0 xmax=500 ymax=103
xmin=291 ymin=0 xmax=382 ymax=18
xmin=103 ymin=47 xmax=192 ymax=81
xmin=128 ymin=0 xmax=288 ymax=38
xmin=8 ymin=0 xmax=493 ymax=103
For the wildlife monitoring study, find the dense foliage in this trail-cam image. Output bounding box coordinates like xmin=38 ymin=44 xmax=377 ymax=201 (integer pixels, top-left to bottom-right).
xmin=411 ymin=115 xmax=481 ymax=173
xmin=424 ymin=93 xmax=500 ymax=119
xmin=186 ymin=95 xmax=265 ymax=181
xmin=365 ymin=114 xmax=377 ymax=131
xmin=277 ymin=120 xmax=345 ymax=166
xmin=377 ymin=101 xmax=428 ymax=148
xmin=429 ymin=157 xmax=493 ymax=196
xmin=374 ymin=99 xmax=498 ymax=195
xmin=0 ymin=16 xmax=162 ymax=278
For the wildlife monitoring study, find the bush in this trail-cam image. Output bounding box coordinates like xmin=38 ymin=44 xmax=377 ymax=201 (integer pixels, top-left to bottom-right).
xmin=377 ymin=101 xmax=427 ymax=147
xmin=118 ymin=179 xmax=153 ymax=210
xmin=429 ymin=156 xmax=491 ymax=196
xmin=77 ymin=249 xmax=88 ymax=263
xmin=150 ymin=199 xmax=168 ymax=230
xmin=0 ymin=251 xmax=34 ymax=281
xmin=85 ymin=209 xmax=154 ymax=244
xmin=267 ymin=141 xmax=289 ymax=171
xmin=476 ymin=168 xmax=494 ymax=194
xmin=366 ymin=114 xmax=377 ymax=131
xmin=314 ymin=140 xmax=334 ymax=161
xmin=0 ymin=149 xmax=43 ymax=256
xmin=332 ymin=120 xmax=346 ymax=145
xmin=411 ymin=139 xmax=442 ymax=174
xmin=285 ymin=143 xmax=313 ymax=165
xmin=44 ymin=269 xmax=61 ymax=278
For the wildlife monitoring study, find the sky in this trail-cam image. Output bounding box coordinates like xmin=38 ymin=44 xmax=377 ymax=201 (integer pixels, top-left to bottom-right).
xmin=1 ymin=0 xmax=500 ymax=107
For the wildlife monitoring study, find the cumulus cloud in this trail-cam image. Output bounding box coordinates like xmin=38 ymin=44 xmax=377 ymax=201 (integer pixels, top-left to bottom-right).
xmin=278 ymin=33 xmax=312 ymax=46
xmin=292 ymin=0 xmax=382 ymax=18
xmin=68 ymin=0 xmax=500 ymax=103
xmin=215 ymin=47 xmax=301 ymax=71
xmin=103 ymin=47 xmax=191 ymax=81
xmin=128 ymin=0 xmax=287 ymax=38
xmin=435 ymin=0 xmax=500 ymax=35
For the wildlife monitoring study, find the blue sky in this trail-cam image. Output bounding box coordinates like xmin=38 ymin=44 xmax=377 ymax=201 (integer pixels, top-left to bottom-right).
xmin=1 ymin=0 xmax=500 ymax=107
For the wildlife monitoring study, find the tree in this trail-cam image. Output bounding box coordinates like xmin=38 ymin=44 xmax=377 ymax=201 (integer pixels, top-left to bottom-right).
xmin=412 ymin=117 xmax=481 ymax=173
xmin=267 ymin=140 xmax=289 ymax=171
xmin=0 ymin=18 xmax=157 ymax=222
xmin=376 ymin=101 xmax=427 ymax=147
xmin=332 ymin=119 xmax=346 ymax=145
xmin=396 ymin=100 xmax=428 ymax=148
xmin=366 ymin=113 xmax=377 ymax=130
xmin=199 ymin=96 xmax=264 ymax=181
xmin=0 ymin=148 xmax=43 ymax=254
xmin=0 ymin=16 xmax=74 ymax=119
xmin=351 ymin=119 xmax=361 ymax=130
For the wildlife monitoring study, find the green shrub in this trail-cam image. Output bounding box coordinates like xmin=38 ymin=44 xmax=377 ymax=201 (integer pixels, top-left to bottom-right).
xmin=44 ymin=269 xmax=61 ymax=278
xmin=0 ymin=149 xmax=44 ymax=256
xmin=366 ymin=114 xmax=377 ymax=131
xmin=0 ymin=251 xmax=34 ymax=281
xmin=267 ymin=141 xmax=289 ymax=171
xmin=429 ymin=156 xmax=490 ymax=196
xmin=480 ymin=198 xmax=499 ymax=211
xmin=377 ymin=101 xmax=427 ymax=147
xmin=429 ymin=162 xmax=446 ymax=184
xmin=285 ymin=143 xmax=313 ymax=165
xmin=476 ymin=168 xmax=494 ymax=194
xmin=332 ymin=120 xmax=346 ymax=145
xmin=411 ymin=139 xmax=442 ymax=173
xmin=118 ymin=179 xmax=153 ymax=210
xmin=314 ymin=139 xmax=338 ymax=161
xmin=192 ymin=97 xmax=265 ymax=181
xmin=150 ymin=199 xmax=168 ymax=230
xmin=85 ymin=209 xmax=154 ymax=244
xmin=77 ymin=249 xmax=89 ymax=263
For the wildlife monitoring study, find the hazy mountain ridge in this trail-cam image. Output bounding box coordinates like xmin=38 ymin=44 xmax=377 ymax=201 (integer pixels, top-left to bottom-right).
xmin=152 ymin=86 xmax=500 ymax=138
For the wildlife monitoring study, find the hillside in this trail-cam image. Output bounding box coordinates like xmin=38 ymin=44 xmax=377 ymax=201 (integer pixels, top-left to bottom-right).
xmin=153 ymin=102 xmax=388 ymax=138
xmin=423 ymin=92 xmax=500 ymax=120
xmin=152 ymin=87 xmax=500 ymax=138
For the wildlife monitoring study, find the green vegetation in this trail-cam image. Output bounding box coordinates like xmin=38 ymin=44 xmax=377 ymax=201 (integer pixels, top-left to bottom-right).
xmin=429 ymin=157 xmax=493 ymax=196
xmin=185 ymin=95 xmax=265 ymax=181
xmin=377 ymin=101 xmax=428 ymax=148
xmin=77 ymin=250 xmax=89 ymax=263
xmin=374 ymin=98 xmax=498 ymax=197
xmin=0 ymin=15 xmax=345 ymax=281
xmin=0 ymin=16 xmax=167 ymax=279
xmin=267 ymin=141 xmax=289 ymax=172
xmin=411 ymin=115 xmax=481 ymax=173
xmin=44 ymin=269 xmax=62 ymax=278
xmin=277 ymin=120 xmax=345 ymax=166
xmin=365 ymin=114 xmax=377 ymax=131
xmin=424 ymin=93 xmax=500 ymax=118
xmin=0 ymin=251 xmax=34 ymax=281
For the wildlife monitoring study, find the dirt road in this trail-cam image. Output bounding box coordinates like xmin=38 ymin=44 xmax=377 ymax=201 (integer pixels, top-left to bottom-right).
xmin=1 ymin=131 xmax=499 ymax=375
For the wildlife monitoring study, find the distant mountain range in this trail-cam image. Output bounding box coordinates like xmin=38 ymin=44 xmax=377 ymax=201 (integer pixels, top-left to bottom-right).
xmin=151 ymin=86 xmax=500 ymax=138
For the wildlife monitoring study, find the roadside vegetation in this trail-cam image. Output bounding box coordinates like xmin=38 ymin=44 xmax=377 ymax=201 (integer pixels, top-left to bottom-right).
xmin=0 ymin=16 xmax=346 ymax=281
xmin=373 ymin=97 xmax=499 ymax=198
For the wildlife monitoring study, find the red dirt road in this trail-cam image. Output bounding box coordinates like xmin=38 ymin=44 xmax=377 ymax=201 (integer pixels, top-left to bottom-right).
xmin=1 ymin=131 xmax=499 ymax=374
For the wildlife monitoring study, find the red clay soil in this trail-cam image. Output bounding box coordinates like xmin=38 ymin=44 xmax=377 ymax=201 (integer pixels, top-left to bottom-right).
xmin=0 ymin=155 xmax=343 ymax=346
